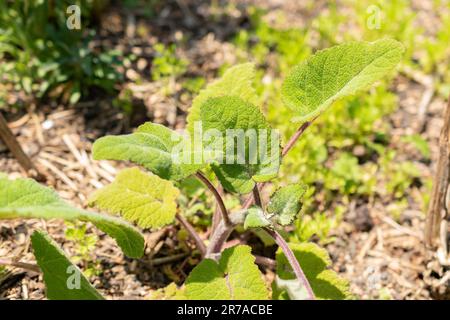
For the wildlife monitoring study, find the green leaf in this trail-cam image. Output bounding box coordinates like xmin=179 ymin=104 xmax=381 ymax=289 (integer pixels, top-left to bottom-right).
xmin=201 ymin=96 xmax=280 ymax=194
xmin=244 ymin=207 xmax=271 ymax=229
xmin=185 ymin=245 xmax=269 ymax=300
xmin=89 ymin=167 xmax=180 ymax=229
xmin=92 ymin=122 xmax=203 ymax=181
xmin=267 ymin=184 xmax=307 ymax=226
xmin=31 ymin=231 xmax=104 ymax=300
xmin=274 ymin=276 xmax=310 ymax=300
xmin=274 ymin=243 xmax=351 ymax=300
xmin=186 ymin=63 xmax=258 ymax=134
xmin=282 ymin=39 xmax=404 ymax=122
xmin=0 ymin=176 xmax=144 ymax=258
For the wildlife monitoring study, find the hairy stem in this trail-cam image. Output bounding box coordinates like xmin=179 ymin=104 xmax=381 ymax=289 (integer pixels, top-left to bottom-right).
xmin=205 ymin=211 xmax=246 ymax=259
xmin=281 ymin=119 xmax=315 ymax=156
xmin=176 ymin=213 xmax=206 ymax=257
xmin=264 ymin=228 xmax=315 ymax=300
xmin=211 ymin=184 xmax=224 ymax=235
xmin=242 ymin=118 xmax=317 ymax=209
xmin=196 ymin=171 xmax=231 ymax=226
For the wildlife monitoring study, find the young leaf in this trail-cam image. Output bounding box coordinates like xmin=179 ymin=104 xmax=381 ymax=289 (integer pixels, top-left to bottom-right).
xmin=185 ymin=245 xmax=269 ymax=300
xmin=0 ymin=176 xmax=144 ymax=258
xmin=89 ymin=167 xmax=180 ymax=229
xmin=267 ymin=184 xmax=307 ymax=226
xmin=282 ymin=39 xmax=404 ymax=122
xmin=274 ymin=243 xmax=351 ymax=300
xmin=92 ymin=122 xmax=203 ymax=181
xmin=186 ymin=63 xmax=258 ymax=134
xmin=201 ymin=96 xmax=280 ymax=194
xmin=244 ymin=207 xmax=271 ymax=229
xmin=31 ymin=230 xmax=104 ymax=300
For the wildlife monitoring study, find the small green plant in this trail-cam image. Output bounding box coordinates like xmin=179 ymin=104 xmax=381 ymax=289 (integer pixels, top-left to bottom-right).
xmin=0 ymin=39 xmax=403 ymax=300
xmin=65 ymin=222 xmax=101 ymax=278
xmin=0 ymin=0 xmax=122 ymax=104
xmin=151 ymin=43 xmax=188 ymax=81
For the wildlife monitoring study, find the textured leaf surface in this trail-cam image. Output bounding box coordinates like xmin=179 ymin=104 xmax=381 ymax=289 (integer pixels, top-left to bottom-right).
xmin=201 ymin=96 xmax=280 ymax=194
xmin=89 ymin=168 xmax=179 ymax=229
xmin=267 ymin=184 xmax=307 ymax=226
xmin=244 ymin=207 xmax=271 ymax=229
xmin=274 ymin=243 xmax=351 ymax=300
xmin=92 ymin=122 xmax=203 ymax=181
xmin=31 ymin=231 xmax=104 ymax=300
xmin=185 ymin=245 xmax=269 ymax=300
xmin=282 ymin=39 xmax=404 ymax=122
xmin=274 ymin=276 xmax=310 ymax=300
xmin=186 ymin=63 xmax=258 ymax=134
xmin=0 ymin=176 xmax=144 ymax=258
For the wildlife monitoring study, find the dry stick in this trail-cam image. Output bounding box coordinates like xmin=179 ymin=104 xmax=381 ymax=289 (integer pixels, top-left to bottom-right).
xmin=252 ymin=185 xmax=263 ymax=208
xmin=0 ymin=258 xmax=40 ymax=273
xmin=176 ymin=213 xmax=206 ymax=257
xmin=425 ymin=95 xmax=450 ymax=246
xmin=264 ymin=228 xmax=315 ymax=300
xmin=195 ymin=171 xmax=231 ymax=226
xmin=254 ymin=255 xmax=276 ymax=269
xmin=0 ymin=112 xmax=44 ymax=181
xmin=148 ymin=253 xmax=188 ymax=267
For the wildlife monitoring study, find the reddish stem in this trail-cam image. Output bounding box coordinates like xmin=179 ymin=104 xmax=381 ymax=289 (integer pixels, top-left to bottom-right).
xmin=242 ymin=118 xmax=317 ymax=209
xmin=264 ymin=228 xmax=315 ymax=300
xmin=195 ymin=171 xmax=231 ymax=226
xmin=176 ymin=213 xmax=206 ymax=257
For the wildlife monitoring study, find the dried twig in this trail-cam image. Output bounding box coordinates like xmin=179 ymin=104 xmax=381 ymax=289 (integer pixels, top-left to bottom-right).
xmin=254 ymin=255 xmax=276 ymax=269
xmin=0 ymin=112 xmax=44 ymax=181
xmin=0 ymin=258 xmax=40 ymax=273
xmin=425 ymin=94 xmax=450 ymax=246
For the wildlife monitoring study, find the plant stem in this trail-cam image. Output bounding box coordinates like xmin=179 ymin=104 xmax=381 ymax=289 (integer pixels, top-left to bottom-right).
xmin=282 ymin=119 xmax=315 ymax=156
xmin=205 ymin=211 xmax=246 ymax=259
xmin=242 ymin=118 xmax=317 ymax=209
xmin=264 ymin=228 xmax=315 ymax=300
xmin=176 ymin=213 xmax=206 ymax=257
xmin=211 ymin=184 xmax=224 ymax=235
xmin=195 ymin=171 xmax=231 ymax=226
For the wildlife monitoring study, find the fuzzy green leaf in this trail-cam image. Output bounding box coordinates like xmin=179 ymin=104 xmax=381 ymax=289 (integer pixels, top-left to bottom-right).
xmin=186 ymin=63 xmax=258 ymax=134
xmin=185 ymin=245 xmax=269 ymax=300
xmin=244 ymin=207 xmax=271 ymax=229
xmin=92 ymin=122 xmax=203 ymax=181
xmin=89 ymin=168 xmax=180 ymax=229
xmin=267 ymin=184 xmax=307 ymax=226
xmin=282 ymin=39 xmax=404 ymax=122
xmin=0 ymin=176 xmax=144 ymax=258
xmin=274 ymin=276 xmax=310 ymax=300
xmin=31 ymin=231 xmax=104 ymax=300
xmin=201 ymin=96 xmax=280 ymax=194
xmin=274 ymin=243 xmax=351 ymax=300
